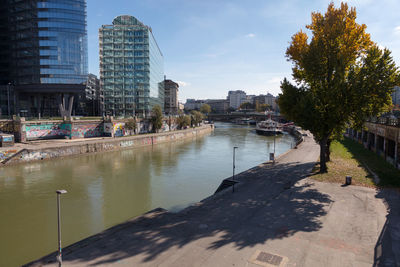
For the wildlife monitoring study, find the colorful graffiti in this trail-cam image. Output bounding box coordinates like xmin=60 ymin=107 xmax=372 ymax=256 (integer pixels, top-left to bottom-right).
xmin=142 ymin=137 xmax=152 ymax=145
xmin=71 ymin=123 xmax=104 ymax=138
xmin=0 ymin=149 xmax=17 ymax=161
xmin=113 ymin=123 xmax=125 ymax=137
xmin=1 ymin=135 xmax=13 ymax=142
xmin=25 ymin=123 xmax=71 ymax=140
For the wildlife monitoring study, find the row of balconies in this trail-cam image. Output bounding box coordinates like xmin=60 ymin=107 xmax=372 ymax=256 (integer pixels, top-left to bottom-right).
xmin=100 ymin=39 xmax=149 ymax=45
xmin=366 ymin=116 xmax=400 ymax=127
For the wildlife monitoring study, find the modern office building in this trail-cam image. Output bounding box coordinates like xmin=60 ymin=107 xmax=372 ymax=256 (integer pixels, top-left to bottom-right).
xmin=164 ymin=79 xmax=179 ymax=115
xmin=99 ymin=15 xmax=164 ymax=117
xmin=0 ymin=0 xmax=88 ymax=117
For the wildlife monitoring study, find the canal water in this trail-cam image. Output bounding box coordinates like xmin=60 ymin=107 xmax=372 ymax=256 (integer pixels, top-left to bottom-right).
xmin=0 ymin=123 xmax=295 ymax=266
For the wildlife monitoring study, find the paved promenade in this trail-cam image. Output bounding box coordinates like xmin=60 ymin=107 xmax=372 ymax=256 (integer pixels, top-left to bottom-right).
xmin=28 ymin=134 xmax=400 ymax=267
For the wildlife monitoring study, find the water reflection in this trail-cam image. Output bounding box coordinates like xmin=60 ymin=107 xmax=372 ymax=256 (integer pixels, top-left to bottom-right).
xmin=0 ymin=123 xmax=294 ymax=266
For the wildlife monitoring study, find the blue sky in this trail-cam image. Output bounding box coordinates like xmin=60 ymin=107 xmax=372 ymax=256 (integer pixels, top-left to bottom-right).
xmin=87 ymin=0 xmax=400 ymax=102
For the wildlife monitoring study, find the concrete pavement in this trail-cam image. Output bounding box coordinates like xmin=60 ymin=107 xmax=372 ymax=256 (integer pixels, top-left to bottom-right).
xmin=27 ymin=134 xmax=400 ymax=267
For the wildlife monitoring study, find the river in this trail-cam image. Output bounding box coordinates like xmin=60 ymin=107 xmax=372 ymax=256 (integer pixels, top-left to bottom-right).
xmin=0 ymin=123 xmax=295 ymax=266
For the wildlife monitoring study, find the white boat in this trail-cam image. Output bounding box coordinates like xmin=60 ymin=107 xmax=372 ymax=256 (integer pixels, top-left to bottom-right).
xmin=255 ymin=119 xmax=283 ymax=136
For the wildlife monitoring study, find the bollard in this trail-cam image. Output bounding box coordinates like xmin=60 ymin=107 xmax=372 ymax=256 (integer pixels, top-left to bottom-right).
xmin=345 ymin=176 xmax=352 ymax=185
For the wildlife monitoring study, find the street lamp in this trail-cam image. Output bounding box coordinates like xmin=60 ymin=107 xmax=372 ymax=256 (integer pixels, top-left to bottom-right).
xmin=232 ymin=146 xmax=238 ymax=192
xmin=56 ymin=189 xmax=67 ymax=267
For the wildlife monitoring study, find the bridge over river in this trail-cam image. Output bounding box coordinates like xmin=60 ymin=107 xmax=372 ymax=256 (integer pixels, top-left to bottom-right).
xmin=207 ymin=113 xmax=286 ymax=122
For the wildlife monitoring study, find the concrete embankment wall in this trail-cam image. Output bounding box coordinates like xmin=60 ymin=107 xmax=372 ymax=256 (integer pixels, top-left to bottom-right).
xmin=283 ymin=125 xmax=304 ymax=146
xmin=2 ymin=125 xmax=214 ymax=165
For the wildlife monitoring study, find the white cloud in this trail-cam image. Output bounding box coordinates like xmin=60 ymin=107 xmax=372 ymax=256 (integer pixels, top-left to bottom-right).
xmin=176 ymin=81 xmax=191 ymax=87
xmin=394 ymin=26 xmax=400 ymax=35
xmin=246 ymin=33 xmax=256 ymax=38
xmin=268 ymin=77 xmax=282 ymax=83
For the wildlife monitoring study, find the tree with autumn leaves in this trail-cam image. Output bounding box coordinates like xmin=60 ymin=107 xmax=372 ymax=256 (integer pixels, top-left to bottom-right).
xmin=278 ymin=2 xmax=399 ymax=173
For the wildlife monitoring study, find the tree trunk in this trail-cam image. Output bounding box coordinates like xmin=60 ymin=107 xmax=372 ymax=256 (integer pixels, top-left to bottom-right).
xmin=320 ymin=137 xmax=328 ymax=173
xmin=326 ymin=139 xmax=331 ymax=162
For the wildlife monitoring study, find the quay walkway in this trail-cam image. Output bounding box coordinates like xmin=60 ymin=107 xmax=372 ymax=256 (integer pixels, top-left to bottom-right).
xmin=27 ymin=133 xmax=400 ymax=267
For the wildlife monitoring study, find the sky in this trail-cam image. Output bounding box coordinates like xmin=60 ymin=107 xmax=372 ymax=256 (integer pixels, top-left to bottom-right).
xmin=87 ymin=0 xmax=400 ymax=102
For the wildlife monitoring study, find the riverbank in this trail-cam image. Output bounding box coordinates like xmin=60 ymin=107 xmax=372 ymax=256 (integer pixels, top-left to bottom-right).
xmin=0 ymin=125 xmax=214 ymax=165
xmin=25 ymin=132 xmax=400 ymax=267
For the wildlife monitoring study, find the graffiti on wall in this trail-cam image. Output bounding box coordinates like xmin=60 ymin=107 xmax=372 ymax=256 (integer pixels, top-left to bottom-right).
xmin=113 ymin=123 xmax=125 ymax=137
xmin=0 ymin=149 xmax=17 ymax=161
xmin=104 ymin=123 xmax=113 ymax=134
xmin=25 ymin=123 xmax=71 ymax=140
xmin=0 ymin=121 xmax=14 ymax=133
xmin=138 ymin=122 xmax=150 ymax=134
xmin=120 ymin=140 xmax=134 ymax=147
xmin=71 ymin=123 xmax=104 ymax=138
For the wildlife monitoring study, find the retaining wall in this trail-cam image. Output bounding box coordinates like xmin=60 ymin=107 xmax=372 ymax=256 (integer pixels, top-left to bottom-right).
xmin=0 ymin=117 xmax=181 ymax=142
xmin=1 ymin=125 xmax=214 ymax=165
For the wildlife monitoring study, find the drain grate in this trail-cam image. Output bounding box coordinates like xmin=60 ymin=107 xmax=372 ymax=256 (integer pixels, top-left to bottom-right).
xmin=256 ymin=252 xmax=283 ymax=266
xmin=249 ymin=250 xmax=288 ymax=267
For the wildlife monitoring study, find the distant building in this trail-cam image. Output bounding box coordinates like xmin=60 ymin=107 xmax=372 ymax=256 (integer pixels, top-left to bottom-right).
xmin=178 ymin=102 xmax=185 ymax=112
xmin=246 ymin=95 xmax=255 ymax=104
xmin=85 ymin=74 xmax=104 ymax=116
xmin=228 ymin=90 xmax=247 ymax=109
xmin=184 ymin=99 xmax=205 ymax=111
xmin=393 ymin=86 xmax=400 ymax=106
xmin=205 ymin=99 xmax=229 ymax=114
xmin=99 ymin=15 xmax=164 ymax=117
xmin=184 ymin=98 xmax=228 ymax=113
xmin=164 ymin=79 xmax=179 ymax=115
xmin=253 ymin=93 xmax=276 ymax=110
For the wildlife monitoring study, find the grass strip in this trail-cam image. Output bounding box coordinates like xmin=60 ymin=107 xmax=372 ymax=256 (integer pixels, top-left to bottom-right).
xmin=311 ymin=137 xmax=400 ymax=188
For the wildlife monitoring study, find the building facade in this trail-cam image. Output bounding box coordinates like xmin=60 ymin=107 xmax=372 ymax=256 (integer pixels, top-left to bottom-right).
xmin=184 ymin=99 xmax=228 ymax=113
xmin=393 ymin=86 xmax=400 ymax=107
xmin=228 ymin=90 xmax=246 ymax=109
xmin=184 ymin=99 xmax=205 ymax=111
xmin=164 ymin=79 xmax=179 ymax=115
xmin=205 ymin=99 xmax=229 ymax=114
xmin=99 ymin=15 xmax=164 ymax=117
xmin=84 ymin=74 xmax=104 ymax=116
xmin=253 ymin=93 xmax=277 ymax=110
xmin=0 ymin=0 xmax=88 ymax=117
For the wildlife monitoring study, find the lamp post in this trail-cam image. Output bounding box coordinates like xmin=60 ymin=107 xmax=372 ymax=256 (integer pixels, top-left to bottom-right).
xmin=232 ymin=146 xmax=238 ymax=192
xmin=56 ymin=189 xmax=67 ymax=267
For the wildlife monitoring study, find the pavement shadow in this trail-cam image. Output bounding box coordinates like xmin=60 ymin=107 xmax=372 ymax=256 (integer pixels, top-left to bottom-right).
xmin=373 ymin=188 xmax=400 ymax=267
xmin=27 ymin=161 xmax=332 ymax=266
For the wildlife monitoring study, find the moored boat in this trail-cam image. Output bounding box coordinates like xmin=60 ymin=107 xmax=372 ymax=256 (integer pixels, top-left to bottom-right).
xmin=255 ymin=119 xmax=283 ymax=136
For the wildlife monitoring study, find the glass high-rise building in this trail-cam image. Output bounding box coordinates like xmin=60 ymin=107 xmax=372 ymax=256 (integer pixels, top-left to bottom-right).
xmin=0 ymin=0 xmax=88 ymax=117
xmin=99 ymin=15 xmax=164 ymax=117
